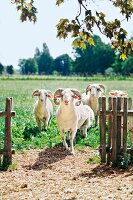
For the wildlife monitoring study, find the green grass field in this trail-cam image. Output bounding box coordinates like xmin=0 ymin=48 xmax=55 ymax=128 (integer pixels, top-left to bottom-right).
xmin=0 ymin=78 xmax=133 ymax=151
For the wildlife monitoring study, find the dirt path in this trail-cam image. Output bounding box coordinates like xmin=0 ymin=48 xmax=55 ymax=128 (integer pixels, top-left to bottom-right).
xmin=0 ymin=147 xmax=133 ymax=200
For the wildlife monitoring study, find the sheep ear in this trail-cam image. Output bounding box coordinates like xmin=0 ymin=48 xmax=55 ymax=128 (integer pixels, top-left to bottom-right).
xmin=121 ymin=91 xmax=128 ymax=97
xmin=109 ymin=91 xmax=115 ymax=96
xmin=99 ymin=84 xmax=105 ymax=93
xmin=86 ymin=85 xmax=91 ymax=94
xmin=109 ymin=90 xmax=120 ymax=97
xmin=32 ymin=90 xmax=40 ymax=97
xmin=54 ymin=88 xmax=64 ymax=105
xmin=46 ymin=90 xmax=53 ymax=99
xmin=70 ymin=88 xmax=81 ymax=100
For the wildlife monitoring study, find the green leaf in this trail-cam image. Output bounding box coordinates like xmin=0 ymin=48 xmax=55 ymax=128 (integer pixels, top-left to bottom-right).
xmin=56 ymin=0 xmax=64 ymax=6
xmin=88 ymin=37 xmax=95 ymax=46
xmin=27 ymin=3 xmax=32 ymax=11
xmin=72 ymin=39 xmax=80 ymax=48
xmin=120 ymin=53 xmax=127 ymax=61
xmin=80 ymin=41 xmax=86 ymax=49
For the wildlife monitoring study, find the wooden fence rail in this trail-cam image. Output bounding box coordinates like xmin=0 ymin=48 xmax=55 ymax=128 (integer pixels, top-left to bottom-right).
xmin=98 ymin=96 xmax=133 ymax=166
xmin=0 ymin=97 xmax=16 ymax=168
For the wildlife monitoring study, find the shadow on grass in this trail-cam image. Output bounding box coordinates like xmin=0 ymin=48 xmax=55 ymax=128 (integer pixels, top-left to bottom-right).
xmin=23 ymin=146 xmax=71 ymax=171
xmin=23 ymin=126 xmax=40 ymax=140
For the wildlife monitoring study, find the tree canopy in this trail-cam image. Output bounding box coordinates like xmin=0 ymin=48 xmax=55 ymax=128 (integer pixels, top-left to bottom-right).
xmin=53 ymin=54 xmax=73 ymax=75
xmin=6 ymin=65 xmax=14 ymax=75
xmin=1 ymin=38 xmax=131 ymax=76
xmin=0 ymin=63 xmax=4 ymax=75
xmin=18 ymin=58 xmax=38 ymax=75
xmin=11 ymin=0 xmax=133 ymax=60
xmin=74 ymin=35 xmax=115 ymax=75
xmin=34 ymin=43 xmax=53 ymax=75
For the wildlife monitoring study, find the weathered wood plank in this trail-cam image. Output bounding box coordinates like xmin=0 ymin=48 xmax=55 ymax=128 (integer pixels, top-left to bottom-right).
xmin=123 ymin=98 xmax=128 ymax=155
xmin=3 ymin=98 xmax=13 ymax=167
xmin=112 ymin=97 xmax=117 ymax=165
xmin=0 ymin=111 xmax=16 ymax=117
xmin=98 ymin=110 xmax=133 ymax=116
xmin=99 ymin=97 xmax=106 ymax=163
xmin=107 ymin=97 xmax=112 ymax=165
xmin=117 ymin=97 xmax=122 ymax=157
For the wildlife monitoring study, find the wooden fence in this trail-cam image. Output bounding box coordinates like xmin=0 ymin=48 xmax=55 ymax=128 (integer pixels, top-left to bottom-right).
xmin=1 ymin=96 xmax=133 ymax=168
xmin=0 ymin=97 xmax=16 ymax=168
xmin=98 ymin=96 xmax=133 ymax=166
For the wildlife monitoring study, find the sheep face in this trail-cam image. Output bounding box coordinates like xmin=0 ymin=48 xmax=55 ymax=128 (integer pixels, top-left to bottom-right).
xmin=62 ymin=89 xmax=78 ymax=106
xmin=39 ymin=90 xmax=49 ymax=103
xmin=86 ymin=84 xmax=105 ymax=97
xmin=32 ymin=89 xmax=53 ymax=103
xmin=54 ymin=88 xmax=81 ymax=106
xmin=109 ymin=90 xmax=128 ymax=97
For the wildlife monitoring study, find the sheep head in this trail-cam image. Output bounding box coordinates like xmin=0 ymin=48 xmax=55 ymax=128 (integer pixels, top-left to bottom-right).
xmin=32 ymin=89 xmax=53 ymax=102
xmin=86 ymin=84 xmax=105 ymax=96
xmin=54 ymin=88 xmax=81 ymax=106
xmin=109 ymin=90 xmax=128 ymax=97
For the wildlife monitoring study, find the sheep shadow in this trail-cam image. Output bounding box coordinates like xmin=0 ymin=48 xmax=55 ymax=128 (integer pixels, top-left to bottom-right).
xmin=23 ymin=146 xmax=71 ymax=171
xmin=75 ymin=164 xmax=133 ymax=180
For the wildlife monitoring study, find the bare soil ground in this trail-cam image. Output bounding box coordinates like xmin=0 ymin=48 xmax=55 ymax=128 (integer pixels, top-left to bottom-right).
xmin=0 ymin=147 xmax=133 ymax=200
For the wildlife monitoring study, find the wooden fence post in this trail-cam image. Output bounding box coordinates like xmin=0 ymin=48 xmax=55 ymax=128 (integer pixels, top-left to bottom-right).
xmin=3 ymin=97 xmax=16 ymax=167
xmin=99 ymin=97 xmax=106 ymax=163
xmin=107 ymin=97 xmax=112 ymax=165
xmin=99 ymin=96 xmax=133 ymax=166
xmin=111 ymin=97 xmax=117 ymax=166
xmin=128 ymin=98 xmax=133 ymax=162
xmin=123 ymin=98 xmax=128 ymax=155
xmin=116 ymin=97 xmax=122 ymax=159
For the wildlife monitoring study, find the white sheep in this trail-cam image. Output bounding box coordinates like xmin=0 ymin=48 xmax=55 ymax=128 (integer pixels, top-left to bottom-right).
xmin=82 ymin=83 xmax=105 ymax=126
xmin=109 ymin=90 xmax=128 ymax=98
xmin=32 ymin=89 xmax=53 ymax=131
xmin=54 ymin=88 xmax=94 ymax=155
xmin=109 ymin=90 xmax=133 ymax=146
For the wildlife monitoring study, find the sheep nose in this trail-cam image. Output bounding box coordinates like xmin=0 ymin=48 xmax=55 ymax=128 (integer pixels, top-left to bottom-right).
xmin=41 ymin=99 xmax=44 ymax=102
xmin=64 ymin=100 xmax=69 ymax=105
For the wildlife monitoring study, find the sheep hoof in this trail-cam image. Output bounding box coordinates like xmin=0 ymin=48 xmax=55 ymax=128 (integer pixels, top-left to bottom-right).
xmin=70 ymin=149 xmax=75 ymax=155
xmin=65 ymin=146 xmax=69 ymax=150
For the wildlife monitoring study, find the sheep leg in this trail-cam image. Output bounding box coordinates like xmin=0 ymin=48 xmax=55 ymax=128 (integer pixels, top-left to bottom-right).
xmin=60 ymin=130 xmax=68 ymax=150
xmin=43 ymin=117 xmax=48 ymax=131
xmin=35 ymin=117 xmax=42 ymax=131
xmin=47 ymin=115 xmax=52 ymax=126
xmin=70 ymin=131 xmax=76 ymax=155
xmin=82 ymin=126 xmax=88 ymax=138
xmin=66 ymin=131 xmax=70 ymax=146
xmin=44 ymin=115 xmax=52 ymax=130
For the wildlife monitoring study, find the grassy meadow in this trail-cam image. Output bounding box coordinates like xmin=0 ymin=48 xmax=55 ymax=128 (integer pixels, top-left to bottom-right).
xmin=0 ymin=77 xmax=133 ymax=151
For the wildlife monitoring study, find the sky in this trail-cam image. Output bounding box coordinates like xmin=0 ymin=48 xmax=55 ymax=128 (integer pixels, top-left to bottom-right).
xmin=0 ymin=0 xmax=133 ymax=68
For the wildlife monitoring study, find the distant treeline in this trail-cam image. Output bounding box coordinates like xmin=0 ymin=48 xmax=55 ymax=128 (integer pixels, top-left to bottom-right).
xmin=0 ymin=35 xmax=133 ymax=76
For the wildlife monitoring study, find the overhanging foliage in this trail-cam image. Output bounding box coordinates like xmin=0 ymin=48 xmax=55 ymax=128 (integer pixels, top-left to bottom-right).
xmin=11 ymin=0 xmax=133 ymax=60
